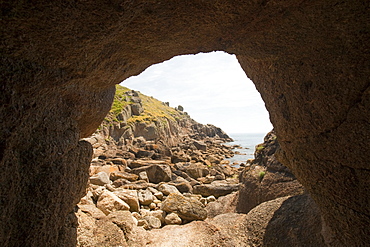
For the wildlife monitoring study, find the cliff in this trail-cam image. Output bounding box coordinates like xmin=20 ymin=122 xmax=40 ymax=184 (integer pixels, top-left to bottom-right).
xmin=85 ymin=85 xmax=232 ymax=160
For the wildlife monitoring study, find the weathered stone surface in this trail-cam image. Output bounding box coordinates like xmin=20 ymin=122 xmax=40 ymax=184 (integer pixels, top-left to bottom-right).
xmin=183 ymin=163 xmax=209 ymax=179
xmin=77 ymin=210 xmax=128 ymax=247
xmin=114 ymin=189 xmax=140 ymax=212
xmin=193 ymin=141 xmax=207 ymax=151
xmin=137 ymin=189 xmax=155 ymax=206
xmin=110 ymin=171 xmax=138 ymax=182
xmin=1 ymin=1 xmax=368 ymax=245
xmin=242 ymin=194 xmax=325 ymax=247
xmin=108 ymin=211 xmax=137 ymax=235
xmin=144 ymin=216 xmax=162 ymax=229
xmin=145 ymin=164 xmax=172 ymax=184
xmin=161 ymin=193 xmax=207 ymax=221
xmin=97 ymin=191 xmax=130 ymax=215
xmin=193 ymin=181 xmax=239 ymax=198
xmin=206 ymin=192 xmax=239 ymax=219
xmin=89 ymin=171 xmax=111 ymax=186
xmin=150 ymin=210 xmax=166 ymax=225
xmin=78 ymin=204 xmax=106 ymax=220
xmin=237 ymin=131 xmax=305 ymax=213
xmin=165 ymin=213 xmax=182 ymax=225
xmin=157 ymin=184 xmax=181 ymax=196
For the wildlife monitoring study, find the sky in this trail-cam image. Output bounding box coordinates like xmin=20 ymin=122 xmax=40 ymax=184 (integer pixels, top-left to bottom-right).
xmin=121 ymin=51 xmax=273 ymax=134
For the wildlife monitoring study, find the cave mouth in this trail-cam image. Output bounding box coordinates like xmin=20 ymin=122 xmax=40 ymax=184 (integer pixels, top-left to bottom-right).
xmin=2 ymin=1 xmax=368 ymax=246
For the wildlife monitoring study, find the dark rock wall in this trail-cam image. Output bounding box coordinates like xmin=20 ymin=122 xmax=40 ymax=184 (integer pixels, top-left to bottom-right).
xmin=1 ymin=0 xmax=369 ymax=246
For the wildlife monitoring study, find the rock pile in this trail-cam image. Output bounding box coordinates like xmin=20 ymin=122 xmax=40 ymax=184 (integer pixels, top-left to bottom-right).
xmin=78 ymin=134 xmax=240 ymax=237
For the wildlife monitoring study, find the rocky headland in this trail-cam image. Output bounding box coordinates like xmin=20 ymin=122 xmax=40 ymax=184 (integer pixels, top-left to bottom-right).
xmin=76 ymin=87 xmax=324 ymax=246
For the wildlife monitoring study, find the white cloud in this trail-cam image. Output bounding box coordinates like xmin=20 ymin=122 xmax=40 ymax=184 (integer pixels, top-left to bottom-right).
xmin=121 ymin=51 xmax=272 ymax=134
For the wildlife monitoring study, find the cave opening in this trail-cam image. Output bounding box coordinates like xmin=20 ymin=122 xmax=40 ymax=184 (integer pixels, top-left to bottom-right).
xmin=76 ymin=51 xmax=314 ymax=245
xmin=2 ymin=1 xmax=368 ymax=246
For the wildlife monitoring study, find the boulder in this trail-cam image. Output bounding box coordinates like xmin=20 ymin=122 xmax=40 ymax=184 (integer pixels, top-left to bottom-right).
xmin=110 ymin=171 xmax=138 ymax=182
xmin=183 ymin=163 xmax=209 ymax=179
xmin=205 ymin=155 xmax=221 ymax=164
xmin=136 ymin=149 xmax=155 ymax=159
xmin=193 ymin=181 xmax=239 ymax=198
xmin=112 ymin=178 xmax=130 ymax=188
xmin=78 ymin=204 xmax=106 ymax=220
xmin=161 ymin=193 xmax=207 ymax=221
xmin=193 ymin=141 xmax=207 ymax=151
xmin=237 ymin=131 xmax=305 ymax=213
xmin=114 ymin=189 xmax=140 ymax=212
xmin=172 ymin=181 xmax=193 ymax=194
xmin=158 ymin=184 xmax=181 ymax=196
xmin=97 ymin=191 xmax=130 ymax=215
xmin=77 ymin=210 xmax=128 ymax=247
xmin=131 ymin=103 xmax=143 ymax=116
xmin=108 ymin=210 xmax=137 ymax=235
xmin=89 ymin=172 xmax=111 ymax=186
xmin=206 ymin=192 xmax=239 ymax=218
xmin=171 ymin=152 xmax=191 ymax=163
xmin=243 ymin=194 xmax=325 ymax=246
xmin=165 ymin=212 xmax=182 ymax=225
xmin=146 ymin=164 xmax=172 ymax=183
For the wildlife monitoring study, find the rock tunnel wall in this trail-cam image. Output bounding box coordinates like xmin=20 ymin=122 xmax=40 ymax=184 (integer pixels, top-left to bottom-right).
xmin=1 ymin=0 xmax=369 ymax=246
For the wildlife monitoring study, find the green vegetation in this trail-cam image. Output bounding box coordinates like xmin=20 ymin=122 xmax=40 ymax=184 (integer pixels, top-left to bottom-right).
xmin=259 ymin=171 xmax=266 ymax=181
xmin=256 ymin=144 xmax=265 ymax=152
xmin=111 ymin=86 xmax=132 ymax=116
xmin=101 ymin=85 xmax=190 ymax=129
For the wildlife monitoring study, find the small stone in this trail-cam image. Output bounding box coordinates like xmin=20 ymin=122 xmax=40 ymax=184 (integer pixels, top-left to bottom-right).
xmin=149 ymin=203 xmax=156 ymax=210
xmin=206 ymin=195 xmax=216 ymax=203
xmin=164 ymin=213 xmax=182 ymax=225
xmin=153 ymin=199 xmax=161 ymax=204
xmin=150 ymin=210 xmax=166 ymax=225
xmin=110 ymin=171 xmax=138 ymax=182
xmin=138 ymin=171 xmax=149 ymax=182
xmin=137 ymin=219 xmax=149 ymax=230
xmin=144 ymin=216 xmax=161 ymax=229
xmin=139 ymin=209 xmax=151 ymax=217
xmin=138 ymin=189 xmax=154 ymax=206
xmin=154 ymin=191 xmax=164 ymax=200
xmin=92 ymin=186 xmax=105 ymax=201
xmin=200 ymin=197 xmax=207 ymax=206
xmin=131 ymin=212 xmax=141 ymax=220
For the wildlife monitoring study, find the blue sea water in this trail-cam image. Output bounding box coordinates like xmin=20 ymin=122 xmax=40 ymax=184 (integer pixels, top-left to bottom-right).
xmin=225 ymin=133 xmax=267 ymax=165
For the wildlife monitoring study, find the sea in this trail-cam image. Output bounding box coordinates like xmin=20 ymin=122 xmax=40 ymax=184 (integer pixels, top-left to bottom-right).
xmin=225 ymin=133 xmax=267 ymax=165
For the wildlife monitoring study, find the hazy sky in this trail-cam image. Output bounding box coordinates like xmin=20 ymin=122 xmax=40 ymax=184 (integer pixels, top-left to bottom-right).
xmin=121 ymin=51 xmax=272 ymax=134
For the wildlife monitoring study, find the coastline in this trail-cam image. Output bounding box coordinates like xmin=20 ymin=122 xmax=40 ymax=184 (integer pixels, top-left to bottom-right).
xmin=226 ymin=132 xmax=267 ymax=165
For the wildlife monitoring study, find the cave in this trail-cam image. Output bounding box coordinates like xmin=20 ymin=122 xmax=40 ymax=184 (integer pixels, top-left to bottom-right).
xmin=1 ymin=1 xmax=369 ymax=246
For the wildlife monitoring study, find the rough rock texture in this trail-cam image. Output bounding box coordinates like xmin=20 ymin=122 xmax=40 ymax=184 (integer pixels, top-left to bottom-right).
xmin=237 ymin=131 xmax=305 ymax=213
xmin=244 ymin=194 xmax=325 ymax=247
xmin=206 ymin=192 xmax=239 ymax=218
xmin=1 ymin=1 xmax=369 ymax=246
xmin=148 ymin=194 xmax=324 ymax=247
xmin=161 ymin=193 xmax=207 ymax=221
